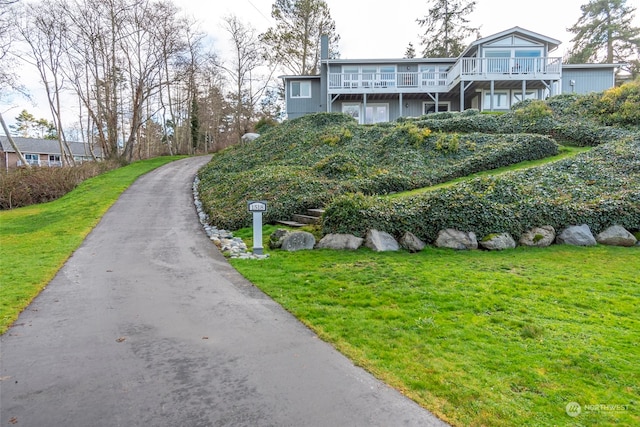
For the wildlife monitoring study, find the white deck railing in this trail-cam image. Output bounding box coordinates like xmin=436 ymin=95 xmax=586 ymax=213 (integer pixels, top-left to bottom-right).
xmin=328 ymin=57 xmax=562 ymax=93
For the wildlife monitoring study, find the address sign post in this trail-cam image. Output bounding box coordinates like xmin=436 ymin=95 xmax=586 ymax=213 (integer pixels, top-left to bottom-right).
xmin=247 ymin=200 xmax=267 ymax=255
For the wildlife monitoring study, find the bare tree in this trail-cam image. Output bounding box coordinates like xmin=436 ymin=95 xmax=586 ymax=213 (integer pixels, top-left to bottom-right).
xmin=17 ymin=0 xmax=77 ymax=165
xmin=220 ymin=15 xmax=274 ymax=143
xmin=0 ymin=0 xmax=30 ymax=167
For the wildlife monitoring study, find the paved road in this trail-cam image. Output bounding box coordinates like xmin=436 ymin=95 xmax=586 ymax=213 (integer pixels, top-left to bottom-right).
xmin=1 ymin=156 xmax=447 ymax=427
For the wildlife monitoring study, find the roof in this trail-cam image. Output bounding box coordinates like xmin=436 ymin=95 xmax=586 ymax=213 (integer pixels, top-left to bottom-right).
xmin=562 ymin=63 xmax=624 ymax=70
xmin=460 ymin=26 xmax=562 ymax=57
xmin=323 ymin=58 xmax=457 ymax=65
xmin=0 ymin=136 xmax=103 ymax=157
xmin=279 ymin=74 xmax=321 ymax=80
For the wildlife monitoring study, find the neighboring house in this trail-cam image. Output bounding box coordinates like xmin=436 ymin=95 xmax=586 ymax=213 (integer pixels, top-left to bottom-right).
xmin=0 ymin=136 xmax=103 ymax=171
xmin=281 ymin=27 xmax=621 ymax=124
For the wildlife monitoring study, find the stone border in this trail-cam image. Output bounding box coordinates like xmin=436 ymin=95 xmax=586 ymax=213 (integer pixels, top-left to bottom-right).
xmin=193 ymin=177 xmax=268 ymax=259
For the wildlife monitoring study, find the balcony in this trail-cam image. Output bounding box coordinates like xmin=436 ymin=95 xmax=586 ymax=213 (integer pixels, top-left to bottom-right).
xmin=328 ymin=71 xmax=448 ymax=94
xmin=327 ymin=57 xmax=562 ymax=94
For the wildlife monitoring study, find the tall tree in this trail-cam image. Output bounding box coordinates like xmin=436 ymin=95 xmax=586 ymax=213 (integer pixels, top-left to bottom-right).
xmin=417 ymin=0 xmax=480 ymax=58
xmin=18 ymin=0 xmax=76 ymax=165
xmin=0 ymin=0 xmax=20 ymax=92
xmin=221 ymin=15 xmax=273 ymax=143
xmin=261 ymin=0 xmax=340 ymax=75
xmin=404 ymin=42 xmax=416 ymax=59
xmin=567 ymin=0 xmax=640 ymax=75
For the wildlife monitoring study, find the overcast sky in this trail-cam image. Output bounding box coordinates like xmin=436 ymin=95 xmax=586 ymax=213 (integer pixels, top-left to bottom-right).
xmin=2 ymin=0 xmax=639 ymax=130
xmin=196 ymin=0 xmax=612 ymax=59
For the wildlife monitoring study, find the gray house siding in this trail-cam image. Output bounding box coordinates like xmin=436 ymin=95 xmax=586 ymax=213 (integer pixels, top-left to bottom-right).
xmin=561 ymin=67 xmax=616 ymax=94
xmin=284 ymin=77 xmax=322 ymax=120
xmin=282 ymin=28 xmax=618 ymax=122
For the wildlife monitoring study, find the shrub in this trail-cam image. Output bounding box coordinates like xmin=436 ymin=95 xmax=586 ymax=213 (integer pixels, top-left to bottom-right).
xmin=0 ymin=161 xmax=117 ymax=209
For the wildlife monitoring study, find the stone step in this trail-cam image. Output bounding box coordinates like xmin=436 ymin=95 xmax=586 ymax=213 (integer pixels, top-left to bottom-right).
xmin=275 ymin=220 xmax=306 ymax=228
xmin=306 ymin=208 xmax=325 ymax=218
xmin=292 ymin=214 xmax=320 ymax=225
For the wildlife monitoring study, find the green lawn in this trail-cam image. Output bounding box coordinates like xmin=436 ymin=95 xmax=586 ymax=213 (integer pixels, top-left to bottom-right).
xmin=2 ymin=151 xmax=637 ymax=426
xmin=0 ymin=156 xmax=185 ymax=333
xmin=230 ymin=235 xmax=639 ymax=426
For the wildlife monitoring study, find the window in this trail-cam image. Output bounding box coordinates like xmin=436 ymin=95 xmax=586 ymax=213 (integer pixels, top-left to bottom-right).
xmin=484 ymin=48 xmax=542 ymax=73
xmin=365 ymin=104 xmax=389 ymax=124
xmin=512 ymin=91 xmax=538 ymax=104
xmin=290 ymin=80 xmax=311 ymax=98
xmin=483 ymin=91 xmax=509 ymax=110
xmin=342 ymin=103 xmax=360 ymax=121
xmin=24 ymin=153 xmax=39 ymax=166
xmin=419 ymin=65 xmax=448 ymax=86
xmin=423 ymin=102 xmax=450 ymax=114
xmin=341 ymin=65 xmax=397 ymax=88
xmin=49 ymin=155 xmax=62 ymax=167
xmin=342 ymin=103 xmax=389 ymax=124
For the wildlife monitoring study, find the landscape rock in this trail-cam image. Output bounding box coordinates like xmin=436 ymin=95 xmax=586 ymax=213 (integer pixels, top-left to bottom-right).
xmin=281 ymin=231 xmax=316 ymax=251
xmin=241 ymin=133 xmax=260 ymax=142
xmin=556 ymin=224 xmax=597 ymax=246
xmin=596 ymin=225 xmax=637 ymax=247
xmin=316 ymin=233 xmax=364 ymax=250
xmin=365 ymin=229 xmax=399 ymax=252
xmin=268 ymin=229 xmax=290 ymax=249
xmin=435 ymin=229 xmax=478 ymax=250
xmin=479 ymin=233 xmax=516 ymax=251
xmin=519 ymin=226 xmax=556 ymax=247
xmin=399 ymin=231 xmax=426 ymax=253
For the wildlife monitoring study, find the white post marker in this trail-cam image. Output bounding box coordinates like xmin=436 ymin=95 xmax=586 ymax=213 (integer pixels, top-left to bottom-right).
xmin=247 ymin=200 xmax=267 ymax=255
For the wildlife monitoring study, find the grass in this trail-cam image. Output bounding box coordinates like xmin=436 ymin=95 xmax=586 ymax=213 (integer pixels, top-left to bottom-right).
xmin=0 ymin=156 xmax=185 ymax=333
xmin=230 ymin=239 xmax=639 ymax=426
xmin=390 ymin=145 xmax=592 ymax=199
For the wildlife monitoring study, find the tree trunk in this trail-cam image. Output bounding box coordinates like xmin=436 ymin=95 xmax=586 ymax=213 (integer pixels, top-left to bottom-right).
xmin=0 ymin=113 xmax=31 ymax=168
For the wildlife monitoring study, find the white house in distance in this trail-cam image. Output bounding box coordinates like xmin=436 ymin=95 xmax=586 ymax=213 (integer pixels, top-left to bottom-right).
xmin=281 ymin=27 xmax=620 ymax=124
xmin=0 ymin=136 xmax=103 ymax=171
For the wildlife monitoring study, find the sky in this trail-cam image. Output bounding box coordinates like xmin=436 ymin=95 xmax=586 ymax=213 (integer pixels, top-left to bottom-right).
xmin=2 ymin=0 xmax=639 ymax=131
xmin=199 ymin=0 xmax=597 ymax=59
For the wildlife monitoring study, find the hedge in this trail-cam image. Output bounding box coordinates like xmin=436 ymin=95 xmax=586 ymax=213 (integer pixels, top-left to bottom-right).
xmin=198 ymin=114 xmax=559 ymax=230
xmin=322 ymin=137 xmax=640 ymax=240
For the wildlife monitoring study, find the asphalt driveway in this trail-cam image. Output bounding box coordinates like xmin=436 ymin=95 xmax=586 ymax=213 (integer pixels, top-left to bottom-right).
xmin=1 ymin=156 xmax=447 ymax=426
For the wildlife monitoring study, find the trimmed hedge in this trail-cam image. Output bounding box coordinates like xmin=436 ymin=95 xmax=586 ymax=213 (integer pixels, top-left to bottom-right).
xmin=198 ymin=113 xmax=559 ymax=230
xmin=322 ymin=137 xmax=640 ymax=240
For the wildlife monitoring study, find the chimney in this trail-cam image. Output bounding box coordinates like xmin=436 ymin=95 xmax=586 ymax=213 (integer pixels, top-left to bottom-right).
xmin=321 ymin=34 xmax=329 ymax=60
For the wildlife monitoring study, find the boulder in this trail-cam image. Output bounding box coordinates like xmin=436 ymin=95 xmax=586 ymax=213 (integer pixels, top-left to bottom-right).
xmin=316 ymin=233 xmax=364 ymax=250
xmin=435 ymin=229 xmax=478 ymax=250
xmin=281 ymin=231 xmax=316 ymax=251
xmin=399 ymin=231 xmax=426 ymax=253
xmin=519 ymin=226 xmax=555 ymax=247
xmin=596 ymin=225 xmax=638 ymax=247
xmin=268 ymin=228 xmax=290 ymax=249
xmin=479 ymin=233 xmax=516 ymax=251
xmin=365 ymin=229 xmax=399 ymax=252
xmin=241 ymin=133 xmax=260 ymax=142
xmin=556 ymin=224 xmax=597 ymax=246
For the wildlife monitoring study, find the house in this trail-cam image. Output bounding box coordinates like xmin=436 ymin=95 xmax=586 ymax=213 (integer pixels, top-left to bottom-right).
xmin=0 ymin=136 xmax=103 ymax=171
xmin=281 ymin=27 xmax=620 ymax=124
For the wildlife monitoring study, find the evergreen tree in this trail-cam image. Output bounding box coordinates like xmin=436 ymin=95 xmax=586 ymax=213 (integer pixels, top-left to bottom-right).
xmin=567 ymin=0 xmax=640 ymax=75
xmin=417 ymin=0 xmax=480 ymax=58
xmin=404 ymin=42 xmax=416 ymax=59
xmin=261 ymin=0 xmax=340 ymax=75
